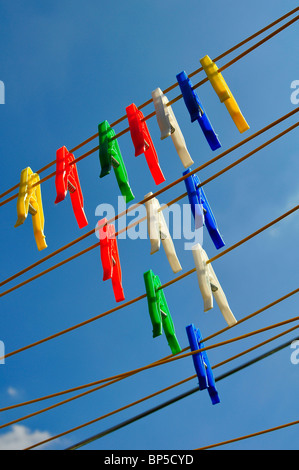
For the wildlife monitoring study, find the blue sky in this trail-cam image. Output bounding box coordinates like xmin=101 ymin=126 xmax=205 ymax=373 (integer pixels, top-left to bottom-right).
xmin=0 ymin=0 xmax=298 ymax=450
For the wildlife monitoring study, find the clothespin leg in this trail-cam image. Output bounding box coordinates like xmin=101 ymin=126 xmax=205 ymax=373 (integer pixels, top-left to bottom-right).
xmin=144 ymin=149 xmax=165 ymax=185
xmin=111 ymin=261 xmax=125 ymax=302
xmin=161 ymin=237 xmax=182 ymax=274
xmin=208 ymin=263 xmax=237 ymax=326
xmin=192 ymin=244 xmax=213 ymax=312
xmin=69 ymin=187 xmax=88 ymax=229
xmin=159 ymin=289 xmax=181 ymax=355
xmin=30 ymin=197 xmax=47 ymax=251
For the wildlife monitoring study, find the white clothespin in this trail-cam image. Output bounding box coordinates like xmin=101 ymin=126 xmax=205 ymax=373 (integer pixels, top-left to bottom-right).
xmin=192 ymin=243 xmax=237 ymax=326
xmin=151 ymin=87 xmax=194 ymax=168
xmin=144 ymin=192 xmax=182 ymax=274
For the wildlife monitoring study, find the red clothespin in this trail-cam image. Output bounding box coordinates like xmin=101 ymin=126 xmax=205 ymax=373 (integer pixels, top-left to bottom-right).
xmin=98 ymin=218 xmax=125 ymax=303
xmin=55 ymin=146 xmax=88 ymax=229
xmin=126 ymin=103 xmax=165 ymax=185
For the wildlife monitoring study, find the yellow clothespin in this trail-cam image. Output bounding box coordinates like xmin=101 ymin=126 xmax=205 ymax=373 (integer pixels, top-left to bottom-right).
xmin=15 ymin=167 xmax=47 ymax=251
xmin=200 ymin=55 xmax=250 ymax=134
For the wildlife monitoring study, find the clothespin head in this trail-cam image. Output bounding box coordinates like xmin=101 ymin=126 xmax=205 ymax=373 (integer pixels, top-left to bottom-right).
xmin=200 ymin=55 xmax=250 ymax=134
xmin=98 ymin=120 xmax=115 ymax=177
xmin=55 ymin=146 xmax=88 ymax=229
xmin=55 ymin=146 xmax=73 ymax=204
xmin=151 ymin=87 xmax=194 ymax=169
xmin=176 ymin=71 xmax=221 ymax=151
xmin=186 ymin=323 xmax=220 ymax=405
xmin=143 ymin=269 xmax=181 ymax=354
xmin=183 ymin=168 xmax=225 ymax=250
xmin=200 ymin=56 xmax=231 ymax=103
xmin=151 ymin=88 xmax=173 ymax=140
xmin=126 ymin=103 xmax=165 ymax=185
xmin=98 ymin=120 xmax=135 ymax=203
xmin=15 ymin=167 xmax=47 ymax=251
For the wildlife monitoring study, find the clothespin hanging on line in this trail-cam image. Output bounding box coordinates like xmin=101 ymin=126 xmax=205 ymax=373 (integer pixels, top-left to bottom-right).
xmin=143 ymin=269 xmax=181 ymax=354
xmin=98 ymin=120 xmax=135 ymax=203
xmin=186 ymin=323 xmax=220 ymax=405
xmin=15 ymin=167 xmax=47 ymax=251
xmin=192 ymin=243 xmax=237 ymax=326
xmin=176 ymin=71 xmax=221 ymax=151
xmin=98 ymin=218 xmax=125 ymax=303
xmin=144 ymin=192 xmax=182 ymax=274
xmin=55 ymin=146 xmax=88 ymax=229
xmin=151 ymin=87 xmax=194 ymax=169
xmin=200 ymin=55 xmax=250 ymax=134
xmin=126 ymin=103 xmax=165 ymax=185
xmin=183 ymin=168 xmax=225 ymax=250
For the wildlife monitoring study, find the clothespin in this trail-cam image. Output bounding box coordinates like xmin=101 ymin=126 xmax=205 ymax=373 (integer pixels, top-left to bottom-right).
xmin=98 ymin=120 xmax=135 ymax=203
xmin=192 ymin=243 xmax=237 ymax=326
xmin=183 ymin=168 xmax=224 ymax=250
xmin=176 ymin=71 xmax=221 ymax=151
xmin=200 ymin=55 xmax=249 ymax=134
xmin=98 ymin=218 xmax=125 ymax=303
xmin=143 ymin=269 xmax=181 ymax=354
xmin=186 ymin=323 xmax=220 ymax=405
xmin=55 ymin=146 xmax=88 ymax=229
xmin=126 ymin=103 xmax=165 ymax=185
xmin=144 ymin=192 xmax=182 ymax=274
xmin=15 ymin=167 xmax=47 ymax=251
xmin=151 ymin=87 xmax=194 ymax=168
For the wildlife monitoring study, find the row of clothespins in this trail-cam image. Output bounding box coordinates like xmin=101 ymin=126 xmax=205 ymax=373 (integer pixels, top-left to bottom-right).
xmin=100 ymin=209 xmax=237 ymax=404
xmin=13 ymin=55 xmax=249 ymax=405
xmin=14 ymin=55 xmax=249 ymax=251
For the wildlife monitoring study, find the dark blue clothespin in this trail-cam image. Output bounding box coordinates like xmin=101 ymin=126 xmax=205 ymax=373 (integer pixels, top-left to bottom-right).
xmin=183 ymin=168 xmax=225 ymax=250
xmin=176 ymin=71 xmax=221 ymax=151
xmin=186 ymin=323 xmax=220 ymax=405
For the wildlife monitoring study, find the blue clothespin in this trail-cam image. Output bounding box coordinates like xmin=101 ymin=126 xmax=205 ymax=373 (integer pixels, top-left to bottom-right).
xmin=176 ymin=71 xmax=221 ymax=151
xmin=186 ymin=323 xmax=220 ymax=405
xmin=183 ymin=168 xmax=225 ymax=250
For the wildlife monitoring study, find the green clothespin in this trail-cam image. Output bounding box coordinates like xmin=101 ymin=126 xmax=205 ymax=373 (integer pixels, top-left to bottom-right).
xmin=98 ymin=120 xmax=135 ymax=202
xmin=143 ymin=269 xmax=181 ymax=355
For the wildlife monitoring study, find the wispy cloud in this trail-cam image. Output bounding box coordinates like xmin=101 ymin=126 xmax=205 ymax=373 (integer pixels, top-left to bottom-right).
xmin=7 ymin=386 xmax=19 ymax=398
xmin=0 ymin=425 xmax=53 ymax=450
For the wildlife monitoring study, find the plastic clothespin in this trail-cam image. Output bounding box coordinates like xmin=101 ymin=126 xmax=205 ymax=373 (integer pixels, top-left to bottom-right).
xmin=98 ymin=120 xmax=135 ymax=203
xmin=200 ymin=55 xmax=250 ymax=134
xmin=176 ymin=71 xmax=221 ymax=151
xmin=55 ymin=146 xmax=88 ymax=229
xmin=126 ymin=103 xmax=165 ymax=185
xmin=143 ymin=269 xmax=181 ymax=354
xmin=151 ymin=87 xmax=194 ymax=169
xmin=15 ymin=167 xmax=47 ymax=251
xmin=186 ymin=323 xmax=220 ymax=405
xmin=144 ymin=192 xmax=182 ymax=274
xmin=183 ymin=168 xmax=224 ymax=250
xmin=192 ymin=243 xmax=237 ymax=326
xmin=98 ymin=218 xmax=125 ymax=303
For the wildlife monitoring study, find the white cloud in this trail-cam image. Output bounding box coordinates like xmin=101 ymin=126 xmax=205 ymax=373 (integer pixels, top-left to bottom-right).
xmin=0 ymin=425 xmax=53 ymax=450
xmin=7 ymin=387 xmax=18 ymax=398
